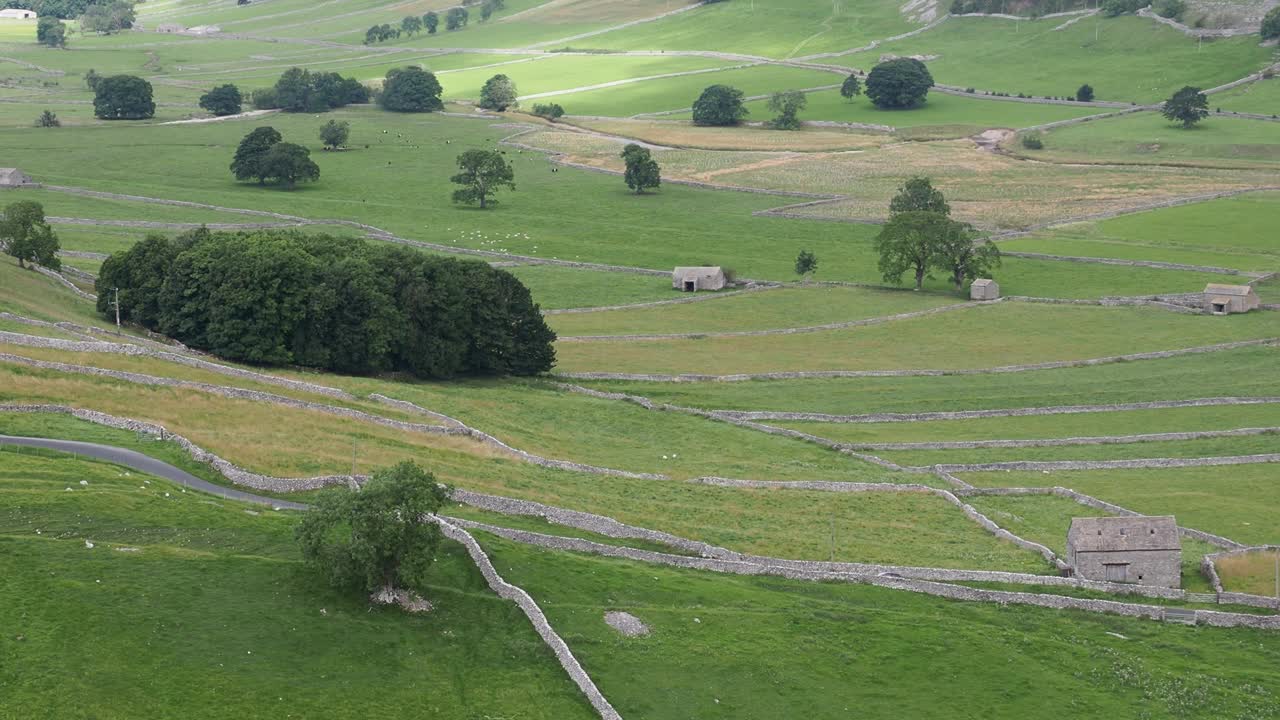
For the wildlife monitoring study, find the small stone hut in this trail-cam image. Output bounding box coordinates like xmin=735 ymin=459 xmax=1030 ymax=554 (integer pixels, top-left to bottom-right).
xmin=1202 ymin=284 xmax=1259 ymax=315
xmin=673 ymin=267 xmax=726 ymax=292
xmin=0 ymin=9 xmax=37 ymax=19
xmin=1067 ymin=516 xmax=1181 ymax=588
xmin=0 ymin=168 xmax=35 ymax=187
xmin=970 ymin=278 xmax=999 ymax=301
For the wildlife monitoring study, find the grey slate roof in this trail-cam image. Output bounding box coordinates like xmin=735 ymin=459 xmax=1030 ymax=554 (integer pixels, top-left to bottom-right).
xmin=1068 ymin=516 xmax=1179 ymax=553
xmin=1203 ymin=284 xmax=1255 ymax=297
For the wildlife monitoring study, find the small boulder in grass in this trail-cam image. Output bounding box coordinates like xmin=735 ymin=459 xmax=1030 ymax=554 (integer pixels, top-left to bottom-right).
xmin=605 ymin=611 xmax=650 ymax=638
xmin=370 ymin=586 xmax=433 ymax=614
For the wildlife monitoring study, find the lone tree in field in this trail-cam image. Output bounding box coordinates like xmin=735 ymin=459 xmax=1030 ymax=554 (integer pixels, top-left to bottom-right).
xmin=257 ymin=143 xmax=320 ymax=188
xmin=1076 ymin=83 xmax=1095 ymax=102
xmin=296 ymin=461 xmax=450 ymax=607
xmin=35 ymin=110 xmax=60 ymax=127
xmin=451 ymin=149 xmax=515 ymax=209
xmin=231 ymin=126 xmax=283 ymax=183
xmin=478 ymin=74 xmax=518 ymax=111
xmin=401 ymin=15 xmax=423 ymax=35
xmin=929 ymin=219 xmax=1001 ymax=291
xmin=424 ymin=11 xmax=440 ymax=34
xmin=767 ymin=90 xmax=807 ymax=130
xmin=93 ymin=75 xmax=155 ymax=120
xmin=319 ymin=119 xmax=350 ymax=150
xmin=1264 ymin=7 xmax=1280 ymax=39
xmin=874 ymin=211 xmax=949 ymax=290
xmin=840 ymin=73 xmax=862 ymax=102
xmin=531 ymin=103 xmax=564 ymax=121
xmin=865 ymin=58 xmax=933 ymax=109
xmin=1162 ymin=86 xmax=1209 ymax=128
xmin=889 ymin=176 xmax=950 ymax=216
xmin=692 ymin=84 xmax=748 ymax=126
xmin=37 ymin=17 xmax=67 ymax=47
xmin=795 ymin=250 xmax=818 ymax=281
xmin=621 ymin=143 xmax=661 ymax=194
xmin=199 ymin=84 xmax=243 ymax=116
xmin=379 ymin=67 xmax=444 ymax=112
xmin=1 ymin=201 xmax=60 ymax=270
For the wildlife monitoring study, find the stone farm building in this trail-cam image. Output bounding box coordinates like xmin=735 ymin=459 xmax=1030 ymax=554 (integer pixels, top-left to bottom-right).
xmin=1203 ymin=284 xmax=1260 ymax=315
xmin=156 ymin=23 xmax=186 ymax=33
xmin=1067 ymin=516 xmax=1181 ymax=588
xmin=969 ymin=278 xmax=999 ymax=301
xmin=0 ymin=168 xmax=35 ymax=187
xmin=673 ymin=266 xmax=726 ymax=292
xmin=0 ymin=9 xmax=36 ymax=19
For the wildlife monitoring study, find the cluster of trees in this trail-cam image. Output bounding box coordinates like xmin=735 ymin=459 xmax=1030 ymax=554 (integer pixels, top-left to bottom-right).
xmin=79 ymin=0 xmax=132 ymax=33
xmin=1152 ymin=0 xmax=1185 ymax=20
xmin=230 ymin=127 xmax=320 ymax=188
xmin=531 ymin=102 xmax=564 ymax=121
xmin=621 ymin=144 xmax=660 ymax=194
xmin=378 ymin=66 xmax=443 ymax=112
xmin=96 ymin=229 xmax=556 ymax=378
xmin=199 ymin=84 xmax=242 ymax=116
xmin=874 ymin=177 xmax=1000 ymax=291
xmin=479 ymin=74 xmax=518 ymax=111
xmin=1263 ymin=7 xmax=1280 ymax=40
xmin=93 ymin=74 xmax=153 ymax=119
xmin=866 ymin=57 xmax=933 ymax=109
xmin=36 ymin=16 xmax=65 ymax=47
xmin=364 ymin=23 xmax=401 ymax=44
xmin=1 ymin=200 xmax=61 ymax=270
xmin=252 ymin=68 xmax=369 ymax=113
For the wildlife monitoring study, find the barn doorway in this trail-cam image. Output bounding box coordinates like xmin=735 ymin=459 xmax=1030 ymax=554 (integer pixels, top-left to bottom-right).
xmin=684 ymin=280 xmax=695 ymax=292
xmin=1104 ymin=563 xmax=1130 ymax=583
xmin=1212 ymin=302 xmax=1226 ymax=314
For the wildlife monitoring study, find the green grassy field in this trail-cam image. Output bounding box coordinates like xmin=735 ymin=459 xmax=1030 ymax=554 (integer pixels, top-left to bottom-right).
xmin=1213 ymin=76 xmax=1280 ymax=116
xmin=831 ymin=16 xmax=1273 ymax=104
xmin=1029 ymin=111 xmax=1280 ymax=169
xmin=0 ymin=449 xmax=598 ymax=719
xmin=436 ymin=54 xmax=734 ymax=101
xmin=554 ymin=302 xmax=1280 ymax=376
xmin=485 ymin=534 xmax=1280 ymax=720
xmin=875 ymin=434 xmax=1279 ymax=468
xmin=959 ymin=464 xmax=1280 ymax=547
xmin=580 ymin=343 xmax=1280 ymax=414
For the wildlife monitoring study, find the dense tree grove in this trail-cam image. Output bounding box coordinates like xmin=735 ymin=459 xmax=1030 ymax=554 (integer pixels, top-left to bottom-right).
xmin=691 ymin=84 xmax=748 ymax=126
xmin=96 ymin=230 xmax=557 ymax=378
xmin=478 ymin=74 xmax=518 ymax=111
xmin=297 ymin=462 xmax=450 ymax=599
xmin=1162 ymin=86 xmax=1208 ymax=128
xmin=92 ymin=74 xmax=154 ymax=119
xmin=621 ymin=143 xmax=661 ymax=194
xmin=79 ymin=0 xmax=133 ymax=33
xmin=258 ymin=68 xmax=369 ymax=113
xmin=378 ymin=67 xmax=443 ymax=112
xmin=1 ymin=200 xmax=60 ymax=270
xmin=199 ymin=84 xmax=242 ymax=116
xmin=865 ymin=58 xmax=933 ymax=109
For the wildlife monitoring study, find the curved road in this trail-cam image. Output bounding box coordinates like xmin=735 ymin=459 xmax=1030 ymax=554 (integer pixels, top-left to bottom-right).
xmin=0 ymin=435 xmax=308 ymax=511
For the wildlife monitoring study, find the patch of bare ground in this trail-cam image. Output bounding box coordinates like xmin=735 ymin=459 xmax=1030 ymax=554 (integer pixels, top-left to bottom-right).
xmin=567 ymin=117 xmax=889 ymax=152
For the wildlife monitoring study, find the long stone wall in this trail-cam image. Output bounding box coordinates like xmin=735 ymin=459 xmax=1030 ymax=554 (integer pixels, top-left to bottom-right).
xmin=845 ymin=426 xmax=1280 ymax=451
xmin=935 ymin=453 xmax=1280 ymax=474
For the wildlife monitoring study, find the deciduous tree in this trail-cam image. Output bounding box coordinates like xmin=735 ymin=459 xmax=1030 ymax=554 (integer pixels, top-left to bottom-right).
xmin=1 ymin=201 xmax=60 ymax=270
xmin=795 ymin=250 xmax=818 ymax=281
xmin=478 ymin=74 xmax=518 ymax=111
xmin=450 ymin=149 xmax=515 ymax=209
xmin=378 ymin=67 xmax=443 ymax=112
xmin=93 ymin=75 xmax=155 ymax=119
xmin=199 ymin=84 xmax=243 ymax=116
xmin=531 ymin=103 xmax=564 ymax=121
xmin=1264 ymin=6 xmax=1280 ymax=39
xmin=231 ymin=126 xmax=283 ymax=183
xmin=424 ymin=11 xmax=439 ymax=34
xmin=874 ymin=211 xmax=950 ymax=290
xmin=319 ymin=119 xmax=350 ymax=150
xmin=257 ymin=142 xmax=320 ymax=188
xmin=865 ymin=58 xmax=933 ymax=109
xmin=1162 ymin=86 xmax=1208 ymax=128
xmin=840 ymin=73 xmax=861 ymax=101
xmin=767 ymin=90 xmax=807 ymax=130
xmin=400 ymin=15 xmax=422 ymax=35
xmin=1076 ymin=83 xmax=1094 ymax=102
xmin=36 ymin=17 xmax=66 ymax=47
xmin=446 ymin=6 xmax=469 ymax=30
xmin=889 ymin=176 xmax=949 ymax=216
xmin=929 ymin=219 xmax=1001 ymax=291
xmin=621 ymin=143 xmax=661 ymax=194
xmin=691 ymin=84 xmax=748 ymax=126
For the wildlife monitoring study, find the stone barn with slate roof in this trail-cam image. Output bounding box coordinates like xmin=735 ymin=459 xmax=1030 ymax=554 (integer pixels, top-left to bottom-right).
xmin=1202 ymin=284 xmax=1259 ymax=315
xmin=970 ymin=278 xmax=999 ymax=300
xmin=673 ymin=266 xmax=726 ymax=292
xmin=1067 ymin=516 xmax=1181 ymax=588
xmin=0 ymin=168 xmax=34 ymax=187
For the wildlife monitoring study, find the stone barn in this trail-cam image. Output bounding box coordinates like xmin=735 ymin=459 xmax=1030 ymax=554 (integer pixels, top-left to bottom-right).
xmin=673 ymin=266 xmax=726 ymax=292
xmin=156 ymin=23 xmax=186 ymax=33
xmin=0 ymin=9 xmax=37 ymax=19
xmin=1067 ymin=516 xmax=1181 ymax=588
xmin=0 ymin=168 xmax=35 ymax=187
xmin=1203 ymin=284 xmax=1259 ymax=315
xmin=970 ymin=278 xmax=999 ymax=300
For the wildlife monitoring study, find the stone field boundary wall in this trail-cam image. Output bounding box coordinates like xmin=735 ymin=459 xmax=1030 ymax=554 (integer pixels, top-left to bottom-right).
xmin=1202 ymin=545 xmax=1280 ymax=610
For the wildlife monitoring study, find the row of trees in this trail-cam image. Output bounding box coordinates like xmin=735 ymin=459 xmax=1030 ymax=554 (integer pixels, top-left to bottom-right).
xmin=366 ymin=0 xmax=506 ymax=43
xmin=874 ymin=178 xmax=1001 ymax=291
xmin=251 ymin=68 xmax=369 ymax=113
xmin=1 ymin=200 xmax=61 ymax=270
xmin=96 ymin=230 xmax=556 ymax=377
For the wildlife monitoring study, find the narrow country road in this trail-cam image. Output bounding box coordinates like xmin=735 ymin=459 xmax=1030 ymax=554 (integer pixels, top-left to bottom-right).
xmin=0 ymin=435 xmax=308 ymax=510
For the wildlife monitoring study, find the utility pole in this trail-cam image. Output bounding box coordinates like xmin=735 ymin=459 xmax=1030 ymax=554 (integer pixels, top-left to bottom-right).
xmin=828 ymin=516 xmax=836 ymax=562
xmin=112 ymin=287 xmax=121 ymax=334
xmin=1275 ymin=548 xmax=1278 ymax=614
